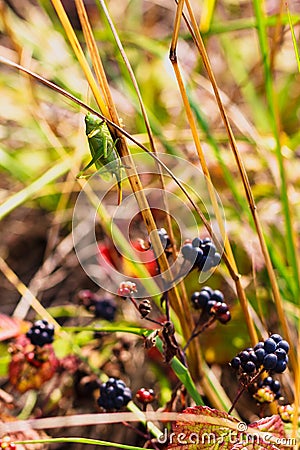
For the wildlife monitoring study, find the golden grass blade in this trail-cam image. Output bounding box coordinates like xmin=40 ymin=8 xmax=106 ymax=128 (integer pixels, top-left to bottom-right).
xmin=0 ymin=257 xmax=60 ymax=328
xmin=182 ymin=0 xmax=296 ymax=370
xmin=74 ymin=0 xmax=114 ymax=120
xmin=96 ymin=0 xmax=189 ymax=339
xmin=170 ymin=1 xmax=258 ymax=345
xmin=47 ymin=0 xmax=202 ymax=377
xmin=50 ymin=0 xmax=108 ymax=116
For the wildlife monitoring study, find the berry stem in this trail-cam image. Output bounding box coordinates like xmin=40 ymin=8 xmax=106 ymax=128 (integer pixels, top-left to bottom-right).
xmin=228 ymin=368 xmax=265 ymax=414
xmin=183 ymin=315 xmax=216 ymax=352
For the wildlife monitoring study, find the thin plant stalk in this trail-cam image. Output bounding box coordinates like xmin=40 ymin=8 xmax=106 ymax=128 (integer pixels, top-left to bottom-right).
xmin=95 ymin=0 xmax=198 ymax=376
xmin=170 ymin=0 xmax=257 ymax=345
xmin=251 ymin=0 xmax=298 ymax=371
xmin=176 ymin=0 xmax=297 ymax=373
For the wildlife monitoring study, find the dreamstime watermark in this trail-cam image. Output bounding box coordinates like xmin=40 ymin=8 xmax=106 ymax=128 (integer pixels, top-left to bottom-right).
xmin=157 ymin=423 xmax=298 ymax=447
xmin=72 ymin=152 xmax=226 ymax=297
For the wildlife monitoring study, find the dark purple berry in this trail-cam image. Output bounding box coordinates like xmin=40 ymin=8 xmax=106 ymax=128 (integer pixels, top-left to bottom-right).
xmin=157 ymin=228 xmax=171 ymax=249
xmin=195 ymin=248 xmax=204 ymax=266
xmin=254 ymin=342 xmax=264 ymax=351
xmin=263 ymin=376 xmax=273 ymax=386
xmin=270 ymin=334 xmax=282 ymax=343
xmin=248 ymin=351 xmax=258 ymax=366
xmin=239 ymin=351 xmax=250 ymax=363
xmin=202 ymin=242 xmax=216 ymax=256
xmin=181 ymin=244 xmax=198 ymax=262
xmin=277 ymin=340 xmax=289 ymax=353
xmin=255 ymin=348 xmax=265 ymax=364
xmin=272 ymin=380 xmax=281 ymax=393
xmin=192 ymin=237 xmax=202 ymax=247
xmin=263 ymin=354 xmax=278 ymax=370
xmin=205 ymin=300 xmax=217 ymax=314
xmin=201 ymin=286 xmax=213 ymax=296
xmin=264 ymin=338 xmax=277 ymax=354
xmin=244 ymin=361 xmax=256 ymax=373
xmin=191 ymin=291 xmax=210 ymax=309
xmin=275 ymin=348 xmax=287 ymax=360
xmin=213 ymin=253 xmax=221 ymax=265
xmin=210 ymin=290 xmax=224 ymax=302
xmin=275 ymin=360 xmax=287 ymax=373
xmin=230 ymin=356 xmax=241 ymax=369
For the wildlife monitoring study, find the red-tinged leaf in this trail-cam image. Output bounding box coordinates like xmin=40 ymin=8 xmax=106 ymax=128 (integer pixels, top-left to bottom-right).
xmin=249 ymin=415 xmax=285 ymax=438
xmin=0 ymin=315 xmax=27 ymax=341
xmin=167 ymin=406 xmax=292 ymax=450
xmin=9 ymin=336 xmax=58 ymax=393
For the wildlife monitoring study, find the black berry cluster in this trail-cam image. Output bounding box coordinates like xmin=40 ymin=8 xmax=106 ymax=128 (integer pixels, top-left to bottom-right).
xmin=191 ymin=287 xmax=231 ymax=324
xmin=181 ymin=237 xmax=221 ymax=272
xmin=230 ymin=334 xmax=289 ymax=375
xmin=97 ymin=377 xmax=132 ymax=411
xmin=258 ymin=376 xmax=282 ymax=399
xmin=26 ymin=320 xmax=55 ymax=347
xmin=78 ymin=290 xmax=117 ymax=322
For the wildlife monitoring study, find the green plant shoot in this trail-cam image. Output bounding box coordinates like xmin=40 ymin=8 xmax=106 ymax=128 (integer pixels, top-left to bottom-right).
xmin=77 ymin=113 xmax=122 ymax=203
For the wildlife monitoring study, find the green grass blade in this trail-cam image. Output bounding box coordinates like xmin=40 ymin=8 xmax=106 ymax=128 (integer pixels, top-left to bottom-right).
xmin=155 ymin=337 xmax=204 ymax=405
xmin=0 ymin=158 xmax=72 ymax=220
xmin=286 ymin=2 xmax=300 ymax=72
xmin=0 ymin=147 xmax=30 ymax=182
xmin=252 ymin=0 xmax=300 ymax=296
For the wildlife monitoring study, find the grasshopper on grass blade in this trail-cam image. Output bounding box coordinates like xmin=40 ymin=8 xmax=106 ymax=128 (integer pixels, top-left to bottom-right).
xmin=77 ymin=112 xmax=122 ymax=203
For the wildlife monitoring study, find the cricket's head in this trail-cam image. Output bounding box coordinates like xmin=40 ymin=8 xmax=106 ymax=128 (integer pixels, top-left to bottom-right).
xmin=85 ymin=112 xmax=102 ymax=128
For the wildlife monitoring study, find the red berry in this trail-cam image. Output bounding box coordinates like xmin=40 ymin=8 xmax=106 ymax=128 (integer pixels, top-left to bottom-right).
xmin=136 ymin=388 xmax=155 ymax=404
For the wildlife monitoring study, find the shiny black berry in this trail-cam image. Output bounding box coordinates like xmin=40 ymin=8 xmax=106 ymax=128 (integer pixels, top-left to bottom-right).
xmin=274 ymin=360 xmax=287 ymax=373
xmin=272 ymin=380 xmax=281 ymax=393
xmin=254 ymin=342 xmax=264 ymax=351
xmin=181 ymin=243 xmax=198 ymax=262
xmin=26 ymin=320 xmax=55 ymax=347
xmin=210 ymin=290 xmax=224 ymax=302
xmin=275 ymin=348 xmax=287 ymax=360
xmin=192 ymin=237 xmax=202 ymax=247
xmin=157 ymin=228 xmax=172 ymax=249
xmin=270 ymin=334 xmax=282 ymax=344
xmin=201 ymin=286 xmax=214 ymax=296
xmin=206 ymin=300 xmax=217 ymax=314
xmin=264 ymin=338 xmax=277 ymax=354
xmin=191 ymin=291 xmax=210 ymax=309
xmin=254 ymin=348 xmax=265 ymax=364
xmin=230 ymin=356 xmax=241 ymax=369
xmin=263 ymin=354 xmax=278 ymax=370
xmin=277 ymin=340 xmax=289 ymax=353
xmin=244 ymin=361 xmax=256 ymax=373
